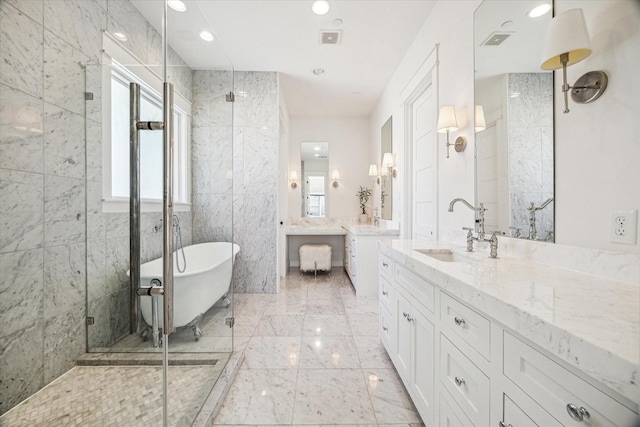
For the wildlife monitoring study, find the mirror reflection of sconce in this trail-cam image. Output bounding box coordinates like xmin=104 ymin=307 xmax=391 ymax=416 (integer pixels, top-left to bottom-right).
xmin=368 ymin=164 xmax=380 ymax=185
xmin=289 ymin=170 xmax=298 ymax=189
xmin=331 ymin=170 xmax=340 ymax=188
xmin=437 ymin=105 xmax=466 ymax=158
xmin=474 ymin=105 xmax=486 ymax=133
xmin=540 ymin=8 xmax=608 ymax=114
xmin=382 ymin=153 xmax=397 ymax=178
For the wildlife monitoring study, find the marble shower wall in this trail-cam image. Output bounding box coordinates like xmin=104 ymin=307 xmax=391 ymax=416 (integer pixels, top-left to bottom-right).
xmin=507 ymin=73 xmax=554 ymax=238
xmin=192 ymin=71 xmax=279 ymax=293
xmin=0 ymin=0 xmax=192 ymax=415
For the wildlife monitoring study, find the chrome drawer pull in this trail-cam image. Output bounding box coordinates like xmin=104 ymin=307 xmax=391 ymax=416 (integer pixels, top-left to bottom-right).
xmin=382 ymin=262 xmax=389 ymax=267
xmin=566 ymin=403 xmax=590 ymax=422
xmin=406 ymin=315 xmax=414 ymax=322
xmin=382 ymin=291 xmax=388 ymax=296
xmin=403 ymin=312 xmax=409 ymax=318
xmin=454 ymin=317 xmax=466 ymax=326
xmin=498 ymin=422 xmax=512 ymax=427
xmin=454 ymin=376 xmax=465 ymax=386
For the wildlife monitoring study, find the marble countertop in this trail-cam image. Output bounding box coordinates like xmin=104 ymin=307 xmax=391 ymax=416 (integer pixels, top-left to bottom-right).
xmin=285 ymin=225 xmax=347 ymax=235
xmin=380 ymin=239 xmax=639 ymax=403
xmin=343 ymin=224 xmax=401 ymax=236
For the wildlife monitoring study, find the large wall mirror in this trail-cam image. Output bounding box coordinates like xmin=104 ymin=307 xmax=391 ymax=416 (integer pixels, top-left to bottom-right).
xmin=381 ymin=117 xmax=393 ymax=220
xmin=301 ymin=142 xmax=329 ymax=217
xmin=474 ymin=0 xmax=555 ymax=242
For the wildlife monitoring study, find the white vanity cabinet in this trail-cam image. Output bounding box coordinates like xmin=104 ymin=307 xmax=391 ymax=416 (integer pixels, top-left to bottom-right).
xmin=378 ymin=247 xmax=639 ymax=427
xmin=344 ymin=226 xmax=399 ymax=296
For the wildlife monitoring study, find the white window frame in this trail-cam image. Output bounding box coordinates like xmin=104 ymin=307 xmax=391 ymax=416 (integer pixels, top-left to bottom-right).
xmin=101 ymin=33 xmax=191 ymax=213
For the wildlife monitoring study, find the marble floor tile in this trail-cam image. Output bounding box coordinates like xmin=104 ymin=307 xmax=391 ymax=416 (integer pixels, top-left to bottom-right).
xmin=364 ymin=369 xmax=422 ymax=425
xmin=241 ymin=336 xmax=301 ymax=369
xmin=255 ymin=314 xmax=304 ymax=336
xmin=263 ymin=297 xmax=307 ymax=315
xmin=344 ymin=296 xmax=380 ymax=316
xmin=299 ymin=336 xmax=360 ymax=369
xmin=213 ymin=369 xmax=297 ymax=425
xmin=349 ymin=314 xmax=381 ymax=337
xmin=305 ymin=298 xmax=346 ymax=315
xmin=302 ymin=314 xmax=352 ymax=337
xmin=292 ymin=369 xmax=376 ymax=425
xmin=354 ymin=336 xmax=394 ymax=369
xmin=307 ymin=285 xmax=344 ymax=301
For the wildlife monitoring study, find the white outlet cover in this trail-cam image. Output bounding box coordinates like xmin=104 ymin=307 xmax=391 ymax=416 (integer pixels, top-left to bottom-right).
xmin=610 ymin=210 xmax=638 ymax=244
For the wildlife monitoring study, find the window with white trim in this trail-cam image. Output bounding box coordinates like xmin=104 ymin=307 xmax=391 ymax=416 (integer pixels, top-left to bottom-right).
xmin=102 ymin=35 xmax=191 ymax=212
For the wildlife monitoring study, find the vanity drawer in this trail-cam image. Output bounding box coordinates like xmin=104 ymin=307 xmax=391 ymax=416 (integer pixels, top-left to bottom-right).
xmin=440 ymin=292 xmax=490 ymax=360
xmin=379 ymin=304 xmax=394 ymax=352
xmin=440 ymin=334 xmax=490 ymax=427
xmin=379 ymin=253 xmax=393 ymax=280
xmin=503 ymin=332 xmax=638 ymax=427
xmin=394 ymin=264 xmax=435 ymax=314
xmin=379 ymin=275 xmax=394 ymax=312
xmin=440 ymin=392 xmax=473 ymax=427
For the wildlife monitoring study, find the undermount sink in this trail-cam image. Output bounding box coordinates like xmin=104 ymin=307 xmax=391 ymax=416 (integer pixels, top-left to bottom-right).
xmin=414 ymin=249 xmax=476 ymax=263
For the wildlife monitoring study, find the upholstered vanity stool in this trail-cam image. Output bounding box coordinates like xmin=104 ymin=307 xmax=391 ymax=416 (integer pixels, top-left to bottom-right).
xmin=299 ymin=244 xmax=332 ymax=276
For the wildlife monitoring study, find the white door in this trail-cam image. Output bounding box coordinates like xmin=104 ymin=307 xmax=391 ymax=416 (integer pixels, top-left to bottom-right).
xmin=412 ymin=84 xmax=437 ymax=240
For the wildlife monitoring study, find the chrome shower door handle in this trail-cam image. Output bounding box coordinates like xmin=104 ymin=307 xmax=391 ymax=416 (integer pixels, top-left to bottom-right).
xmin=162 ymin=82 xmax=174 ymax=335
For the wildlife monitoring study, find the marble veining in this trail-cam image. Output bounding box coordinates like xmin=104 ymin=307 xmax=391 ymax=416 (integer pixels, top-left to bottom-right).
xmin=0 ymin=169 xmax=44 ymax=254
xmin=44 ymin=175 xmax=85 ymax=247
xmin=44 ymin=103 xmax=86 ymax=179
xmin=381 ymin=239 xmax=639 ymax=402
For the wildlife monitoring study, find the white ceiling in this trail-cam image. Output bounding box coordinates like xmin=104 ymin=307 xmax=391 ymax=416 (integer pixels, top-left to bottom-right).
xmin=131 ymin=0 xmax=436 ymax=117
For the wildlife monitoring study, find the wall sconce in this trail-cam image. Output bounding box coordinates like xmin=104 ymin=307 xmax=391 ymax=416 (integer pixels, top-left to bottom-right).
xmin=540 ymin=8 xmax=608 ymax=114
xmin=368 ymin=164 xmax=380 ymax=185
xmin=474 ymin=105 xmax=486 ymax=133
xmin=437 ymin=105 xmax=466 ymax=158
xmin=331 ymin=170 xmax=340 ymax=188
xmin=289 ymin=170 xmax=298 ymax=189
xmin=382 ymin=152 xmax=397 ymax=178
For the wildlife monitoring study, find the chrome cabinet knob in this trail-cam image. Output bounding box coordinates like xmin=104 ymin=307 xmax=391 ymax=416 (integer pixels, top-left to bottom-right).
xmin=454 ymin=376 xmax=465 ymax=386
xmin=382 ymin=326 xmax=388 ymax=332
xmin=454 ymin=317 xmax=466 ymax=326
xmin=403 ymin=312 xmax=409 ymax=318
xmin=382 ymin=291 xmax=388 ymax=296
xmin=406 ymin=315 xmax=414 ymax=322
xmin=566 ymin=403 xmax=590 ymax=422
xmin=382 ymin=262 xmax=389 ymax=267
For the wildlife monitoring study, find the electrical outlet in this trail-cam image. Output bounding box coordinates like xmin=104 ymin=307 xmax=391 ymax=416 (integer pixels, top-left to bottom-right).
xmin=610 ymin=210 xmax=638 ymax=244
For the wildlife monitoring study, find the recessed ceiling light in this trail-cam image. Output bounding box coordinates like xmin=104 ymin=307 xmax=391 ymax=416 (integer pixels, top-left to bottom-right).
xmin=198 ymin=30 xmax=215 ymax=42
xmin=168 ymin=0 xmax=187 ymax=12
xmin=332 ymin=18 xmax=343 ymax=26
xmin=113 ymin=32 xmax=127 ymax=41
xmin=313 ymin=68 xmax=325 ymax=75
xmin=312 ymin=0 xmax=330 ymax=16
xmin=528 ymin=3 xmax=551 ymax=18
xmin=501 ymin=20 xmax=514 ymax=29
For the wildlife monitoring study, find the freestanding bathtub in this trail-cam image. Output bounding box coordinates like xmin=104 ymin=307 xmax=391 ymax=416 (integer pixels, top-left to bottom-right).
xmin=138 ymin=242 xmax=240 ymax=340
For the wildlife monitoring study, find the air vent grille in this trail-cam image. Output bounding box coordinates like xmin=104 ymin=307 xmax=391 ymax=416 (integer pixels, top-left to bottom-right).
xmin=482 ymin=32 xmax=512 ymax=46
xmin=319 ymin=30 xmax=342 ymax=45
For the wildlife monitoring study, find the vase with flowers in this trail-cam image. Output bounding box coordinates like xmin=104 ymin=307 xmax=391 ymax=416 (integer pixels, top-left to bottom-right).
xmin=356 ymin=186 xmax=372 ymax=223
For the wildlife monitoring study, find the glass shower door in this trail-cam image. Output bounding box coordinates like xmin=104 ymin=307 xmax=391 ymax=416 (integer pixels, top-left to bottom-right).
xmin=84 ymin=0 xmax=235 ymax=425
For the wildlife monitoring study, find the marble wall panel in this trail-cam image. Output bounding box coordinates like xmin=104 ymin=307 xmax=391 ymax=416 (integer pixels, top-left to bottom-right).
xmin=44 ymin=243 xmax=86 ymax=318
xmin=85 ymin=119 xmax=102 ymax=182
xmin=0 ymin=3 xmax=43 ymax=98
xmin=0 ymin=169 xmax=44 ymax=253
xmin=43 ymin=31 xmax=88 ymax=116
xmin=0 ymin=249 xmax=44 ymax=337
xmin=0 ymin=85 xmax=44 ymax=173
xmin=0 ymin=321 xmax=44 ymax=415
xmin=4 ymin=0 xmax=43 ymax=25
xmin=43 ymin=304 xmax=86 ymax=384
xmin=44 ymin=103 xmax=86 ymax=179
xmin=43 ymin=0 xmax=105 ymax=63
xmin=44 ymin=175 xmax=85 ymax=247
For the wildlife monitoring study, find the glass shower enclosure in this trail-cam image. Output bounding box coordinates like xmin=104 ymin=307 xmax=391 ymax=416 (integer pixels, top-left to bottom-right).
xmin=84 ymin=0 xmax=236 ymax=424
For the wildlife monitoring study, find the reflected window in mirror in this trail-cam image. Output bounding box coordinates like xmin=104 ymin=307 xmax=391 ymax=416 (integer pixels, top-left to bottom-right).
xmin=474 ymin=0 xmax=554 ymax=242
xmin=301 ymin=142 xmax=329 ymax=217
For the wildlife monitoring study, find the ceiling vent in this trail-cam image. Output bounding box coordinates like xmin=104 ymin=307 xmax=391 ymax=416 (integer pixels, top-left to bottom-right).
xmin=482 ymin=32 xmax=512 ymax=46
xmin=319 ymin=30 xmax=342 ymax=45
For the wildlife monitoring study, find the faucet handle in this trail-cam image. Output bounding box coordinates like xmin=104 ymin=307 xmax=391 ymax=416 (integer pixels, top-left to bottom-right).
xmin=462 ymin=227 xmax=473 ymax=231
xmin=508 ymin=226 xmax=522 ymax=238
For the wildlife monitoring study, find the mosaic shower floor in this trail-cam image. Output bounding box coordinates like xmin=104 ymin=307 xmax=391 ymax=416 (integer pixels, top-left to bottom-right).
xmin=0 ymin=363 xmax=225 ymax=426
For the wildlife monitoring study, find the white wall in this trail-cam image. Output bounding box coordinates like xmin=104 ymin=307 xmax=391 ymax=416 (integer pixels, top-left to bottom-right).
xmin=370 ymin=0 xmax=639 ymax=255
xmin=370 ymin=0 xmax=481 ymax=239
xmin=554 ymin=0 xmax=640 ymax=254
xmin=288 ymin=116 xmax=371 ymax=220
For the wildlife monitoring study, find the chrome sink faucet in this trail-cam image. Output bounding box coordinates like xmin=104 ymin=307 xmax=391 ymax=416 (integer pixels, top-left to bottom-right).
xmin=462 ymin=227 xmax=476 ymax=252
xmin=448 ymin=198 xmax=487 ymax=240
xmin=483 ymin=231 xmax=505 ymax=259
xmin=527 ymin=197 xmax=553 ymax=240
